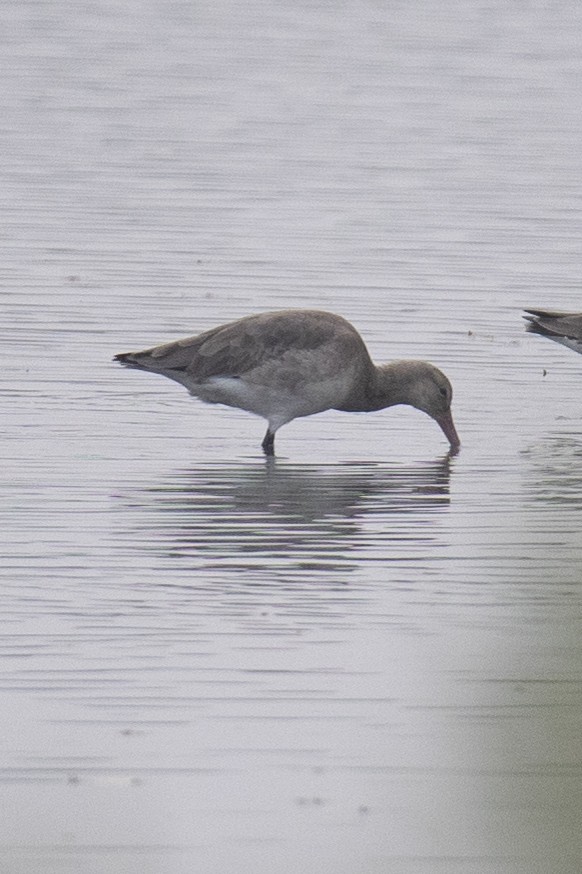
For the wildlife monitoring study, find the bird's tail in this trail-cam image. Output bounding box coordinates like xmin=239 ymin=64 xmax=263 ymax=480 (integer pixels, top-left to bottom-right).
xmin=113 ymin=351 xmax=148 ymax=370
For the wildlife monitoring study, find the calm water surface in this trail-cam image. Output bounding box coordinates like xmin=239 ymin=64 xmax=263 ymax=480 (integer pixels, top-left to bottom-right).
xmin=2 ymin=1 xmax=582 ymax=872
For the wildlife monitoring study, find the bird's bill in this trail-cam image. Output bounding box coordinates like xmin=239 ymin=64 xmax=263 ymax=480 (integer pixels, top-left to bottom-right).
xmin=435 ymin=409 xmax=460 ymax=451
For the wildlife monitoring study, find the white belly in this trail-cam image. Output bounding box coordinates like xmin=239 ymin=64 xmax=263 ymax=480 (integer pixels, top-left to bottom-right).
xmin=191 ymin=373 xmax=351 ymax=431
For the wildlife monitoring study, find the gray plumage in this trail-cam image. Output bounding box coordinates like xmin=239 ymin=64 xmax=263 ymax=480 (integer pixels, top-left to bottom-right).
xmin=524 ymin=308 xmax=582 ymax=355
xmin=115 ymin=309 xmax=460 ymax=456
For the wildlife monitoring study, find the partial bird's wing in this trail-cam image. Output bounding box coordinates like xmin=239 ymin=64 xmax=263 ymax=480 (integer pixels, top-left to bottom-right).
xmin=524 ymin=308 xmax=582 ymax=354
xmin=115 ymin=310 xmax=368 ymax=381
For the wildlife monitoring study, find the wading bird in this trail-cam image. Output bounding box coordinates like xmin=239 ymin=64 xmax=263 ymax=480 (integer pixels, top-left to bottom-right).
xmin=115 ymin=309 xmax=460 ymax=457
xmin=524 ymin=308 xmax=582 ymax=356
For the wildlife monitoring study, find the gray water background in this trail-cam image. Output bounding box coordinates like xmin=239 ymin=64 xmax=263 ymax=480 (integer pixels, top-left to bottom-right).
xmin=2 ymin=1 xmax=582 ymax=872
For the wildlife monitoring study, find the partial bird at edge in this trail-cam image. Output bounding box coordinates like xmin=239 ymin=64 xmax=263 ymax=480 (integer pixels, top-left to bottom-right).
xmin=523 ymin=308 xmax=582 ymax=356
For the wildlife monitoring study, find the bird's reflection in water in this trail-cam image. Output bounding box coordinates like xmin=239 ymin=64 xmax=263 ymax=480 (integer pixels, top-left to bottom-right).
xmin=130 ymin=456 xmax=453 ymax=577
xmin=524 ymin=434 xmax=582 ymax=509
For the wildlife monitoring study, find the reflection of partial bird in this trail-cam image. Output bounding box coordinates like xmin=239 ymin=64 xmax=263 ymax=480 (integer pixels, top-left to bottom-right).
xmin=524 ymin=436 xmax=582 ymax=510
xmin=114 ymin=309 xmax=460 ymax=456
xmin=130 ymin=459 xmax=452 ymax=574
xmin=524 ymin=309 xmax=582 ymax=355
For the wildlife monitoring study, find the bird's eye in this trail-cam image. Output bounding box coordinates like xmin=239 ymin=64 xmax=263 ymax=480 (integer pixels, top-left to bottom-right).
xmin=439 ymin=387 xmax=447 ymax=398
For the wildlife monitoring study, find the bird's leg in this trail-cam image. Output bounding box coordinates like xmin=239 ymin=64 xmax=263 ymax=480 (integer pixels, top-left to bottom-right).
xmin=261 ymin=428 xmax=275 ymax=456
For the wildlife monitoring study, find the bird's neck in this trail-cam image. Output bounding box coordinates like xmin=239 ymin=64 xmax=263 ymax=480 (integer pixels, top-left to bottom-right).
xmin=369 ymin=361 xmax=419 ymax=410
xmin=338 ymin=361 xmax=414 ymax=412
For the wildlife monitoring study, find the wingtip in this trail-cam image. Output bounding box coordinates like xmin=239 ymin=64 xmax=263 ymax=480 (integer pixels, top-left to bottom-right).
xmin=522 ymin=309 xmax=549 ymax=334
xmin=113 ymin=352 xmax=135 ymax=365
xmin=522 ymin=308 xmax=551 ymax=323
